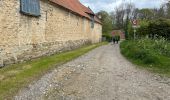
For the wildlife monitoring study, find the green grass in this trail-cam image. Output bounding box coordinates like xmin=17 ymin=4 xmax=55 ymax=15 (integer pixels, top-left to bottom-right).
xmin=120 ymin=39 xmax=170 ymax=77
xmin=0 ymin=42 xmax=108 ymax=100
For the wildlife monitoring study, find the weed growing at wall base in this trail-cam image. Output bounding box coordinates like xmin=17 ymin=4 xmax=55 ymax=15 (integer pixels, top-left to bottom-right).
xmin=120 ymin=38 xmax=170 ymax=77
xmin=0 ymin=42 xmax=108 ymax=100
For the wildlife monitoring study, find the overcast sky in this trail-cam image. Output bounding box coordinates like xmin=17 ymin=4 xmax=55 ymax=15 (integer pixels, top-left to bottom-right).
xmin=80 ymin=0 xmax=168 ymax=13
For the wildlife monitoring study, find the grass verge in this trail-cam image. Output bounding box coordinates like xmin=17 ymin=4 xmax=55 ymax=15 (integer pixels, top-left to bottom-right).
xmin=0 ymin=42 xmax=108 ymax=100
xmin=120 ymin=39 xmax=170 ymax=77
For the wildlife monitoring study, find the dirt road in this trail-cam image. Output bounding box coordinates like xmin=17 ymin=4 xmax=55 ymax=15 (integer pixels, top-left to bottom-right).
xmin=15 ymin=44 xmax=170 ymax=100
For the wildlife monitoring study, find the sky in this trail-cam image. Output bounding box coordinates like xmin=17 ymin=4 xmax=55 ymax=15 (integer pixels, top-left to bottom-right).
xmin=80 ymin=0 xmax=168 ymax=13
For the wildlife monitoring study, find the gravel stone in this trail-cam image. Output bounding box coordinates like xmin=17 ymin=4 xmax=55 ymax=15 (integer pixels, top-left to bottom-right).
xmin=15 ymin=44 xmax=170 ymax=100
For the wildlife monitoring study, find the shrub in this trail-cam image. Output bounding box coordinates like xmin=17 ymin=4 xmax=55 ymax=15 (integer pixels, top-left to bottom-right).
xmin=136 ymin=19 xmax=170 ymax=40
xmin=102 ymin=34 xmax=112 ymax=42
xmin=120 ymin=38 xmax=170 ymax=76
xmin=142 ymin=54 xmax=157 ymax=64
xmin=127 ymin=21 xmax=134 ymax=39
xmin=148 ymin=19 xmax=170 ymax=40
xmin=137 ymin=20 xmax=149 ymax=37
xmin=153 ymin=38 xmax=170 ymax=57
xmin=120 ymin=39 xmax=161 ymax=65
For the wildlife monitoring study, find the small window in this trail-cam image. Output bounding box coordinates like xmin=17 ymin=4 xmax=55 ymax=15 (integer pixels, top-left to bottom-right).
xmin=91 ymin=15 xmax=94 ymax=28
xmin=20 ymin=0 xmax=40 ymax=17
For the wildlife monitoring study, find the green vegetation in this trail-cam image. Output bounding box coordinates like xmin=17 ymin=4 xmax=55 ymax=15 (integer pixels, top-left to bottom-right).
xmin=109 ymin=0 xmax=170 ymax=77
xmin=120 ymin=38 xmax=170 ymax=76
xmin=96 ymin=11 xmax=113 ymax=41
xmin=0 ymin=42 xmax=107 ymax=100
xmin=102 ymin=34 xmax=112 ymax=42
xmin=120 ymin=4 xmax=170 ymax=77
xmin=136 ymin=19 xmax=170 ymax=40
xmin=118 ymin=2 xmax=170 ymax=76
xmin=136 ymin=20 xmax=149 ymax=37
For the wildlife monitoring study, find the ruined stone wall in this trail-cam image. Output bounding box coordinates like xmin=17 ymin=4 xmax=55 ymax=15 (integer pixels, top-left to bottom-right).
xmin=0 ymin=0 xmax=102 ymax=66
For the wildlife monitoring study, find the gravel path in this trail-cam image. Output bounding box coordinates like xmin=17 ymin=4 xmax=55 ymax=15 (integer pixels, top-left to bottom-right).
xmin=15 ymin=44 xmax=170 ymax=100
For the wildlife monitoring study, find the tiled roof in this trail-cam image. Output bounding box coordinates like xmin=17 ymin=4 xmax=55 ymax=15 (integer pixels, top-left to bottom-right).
xmin=49 ymin=0 xmax=101 ymax=24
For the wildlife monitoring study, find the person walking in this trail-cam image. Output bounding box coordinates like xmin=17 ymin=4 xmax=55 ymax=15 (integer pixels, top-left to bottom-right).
xmin=112 ymin=36 xmax=115 ymax=44
xmin=115 ymin=35 xmax=120 ymax=44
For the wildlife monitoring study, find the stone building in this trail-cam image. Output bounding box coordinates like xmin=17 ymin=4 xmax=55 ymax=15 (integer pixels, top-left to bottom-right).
xmin=0 ymin=0 xmax=102 ymax=66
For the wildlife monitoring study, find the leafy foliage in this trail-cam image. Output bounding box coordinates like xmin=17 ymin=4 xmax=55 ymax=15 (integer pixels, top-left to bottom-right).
xmin=96 ymin=11 xmax=113 ymax=35
xmin=96 ymin=11 xmax=113 ymax=41
xmin=148 ymin=19 xmax=170 ymax=40
xmin=120 ymin=39 xmax=159 ymax=64
xmin=120 ymin=38 xmax=170 ymax=76
xmin=102 ymin=34 xmax=112 ymax=42
xmin=138 ymin=9 xmax=154 ymax=20
xmin=136 ymin=20 xmax=149 ymax=37
xmin=134 ymin=19 xmax=170 ymax=40
xmin=127 ymin=21 xmax=134 ymax=39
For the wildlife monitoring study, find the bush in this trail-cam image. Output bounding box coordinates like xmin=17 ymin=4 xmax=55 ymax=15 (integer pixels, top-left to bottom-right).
xmin=127 ymin=21 xmax=134 ymax=39
xmin=143 ymin=54 xmax=157 ymax=64
xmin=153 ymin=38 xmax=170 ymax=57
xmin=102 ymin=34 xmax=112 ymax=42
xmin=137 ymin=20 xmax=149 ymax=37
xmin=136 ymin=19 xmax=170 ymax=40
xmin=120 ymin=40 xmax=158 ymax=64
xmin=148 ymin=19 xmax=170 ymax=40
xmin=120 ymin=38 xmax=170 ymax=76
xmin=121 ymin=38 xmax=170 ymax=64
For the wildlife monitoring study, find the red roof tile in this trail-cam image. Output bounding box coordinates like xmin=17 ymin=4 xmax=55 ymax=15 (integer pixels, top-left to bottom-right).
xmin=49 ymin=0 xmax=101 ymax=24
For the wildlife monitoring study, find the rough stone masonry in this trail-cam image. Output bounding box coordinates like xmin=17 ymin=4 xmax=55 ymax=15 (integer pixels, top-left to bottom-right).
xmin=0 ymin=0 xmax=102 ymax=66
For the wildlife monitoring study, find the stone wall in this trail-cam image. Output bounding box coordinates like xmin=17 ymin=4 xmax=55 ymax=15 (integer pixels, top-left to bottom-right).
xmin=0 ymin=0 xmax=102 ymax=66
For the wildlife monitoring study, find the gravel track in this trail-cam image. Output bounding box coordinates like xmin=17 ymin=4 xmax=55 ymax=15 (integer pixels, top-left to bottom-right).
xmin=15 ymin=44 xmax=170 ymax=100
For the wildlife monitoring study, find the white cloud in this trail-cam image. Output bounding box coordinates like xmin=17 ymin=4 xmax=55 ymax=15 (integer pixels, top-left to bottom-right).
xmin=80 ymin=0 xmax=168 ymax=13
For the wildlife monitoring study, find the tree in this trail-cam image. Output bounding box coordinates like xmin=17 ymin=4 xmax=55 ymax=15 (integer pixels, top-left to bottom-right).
xmin=111 ymin=2 xmax=136 ymax=27
xmin=124 ymin=3 xmax=135 ymax=39
xmin=148 ymin=19 xmax=170 ymax=40
xmin=113 ymin=4 xmax=126 ymax=29
xmin=158 ymin=6 xmax=165 ymax=18
xmin=138 ymin=9 xmax=154 ymax=20
xmin=136 ymin=20 xmax=149 ymax=37
xmin=165 ymin=1 xmax=170 ymax=18
xmin=96 ymin=11 xmax=112 ymax=35
xmin=96 ymin=11 xmax=113 ymax=41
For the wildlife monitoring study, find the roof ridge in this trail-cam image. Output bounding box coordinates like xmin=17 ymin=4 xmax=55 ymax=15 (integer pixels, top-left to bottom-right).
xmin=49 ymin=0 xmax=101 ymax=24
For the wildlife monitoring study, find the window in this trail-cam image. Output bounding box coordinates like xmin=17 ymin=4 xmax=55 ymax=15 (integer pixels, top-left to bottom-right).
xmin=20 ymin=0 xmax=40 ymax=17
xmin=90 ymin=15 xmax=94 ymax=28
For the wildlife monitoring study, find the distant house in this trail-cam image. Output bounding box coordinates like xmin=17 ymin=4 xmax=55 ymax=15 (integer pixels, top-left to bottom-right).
xmin=111 ymin=30 xmax=125 ymax=39
xmin=0 ymin=0 xmax=102 ymax=66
